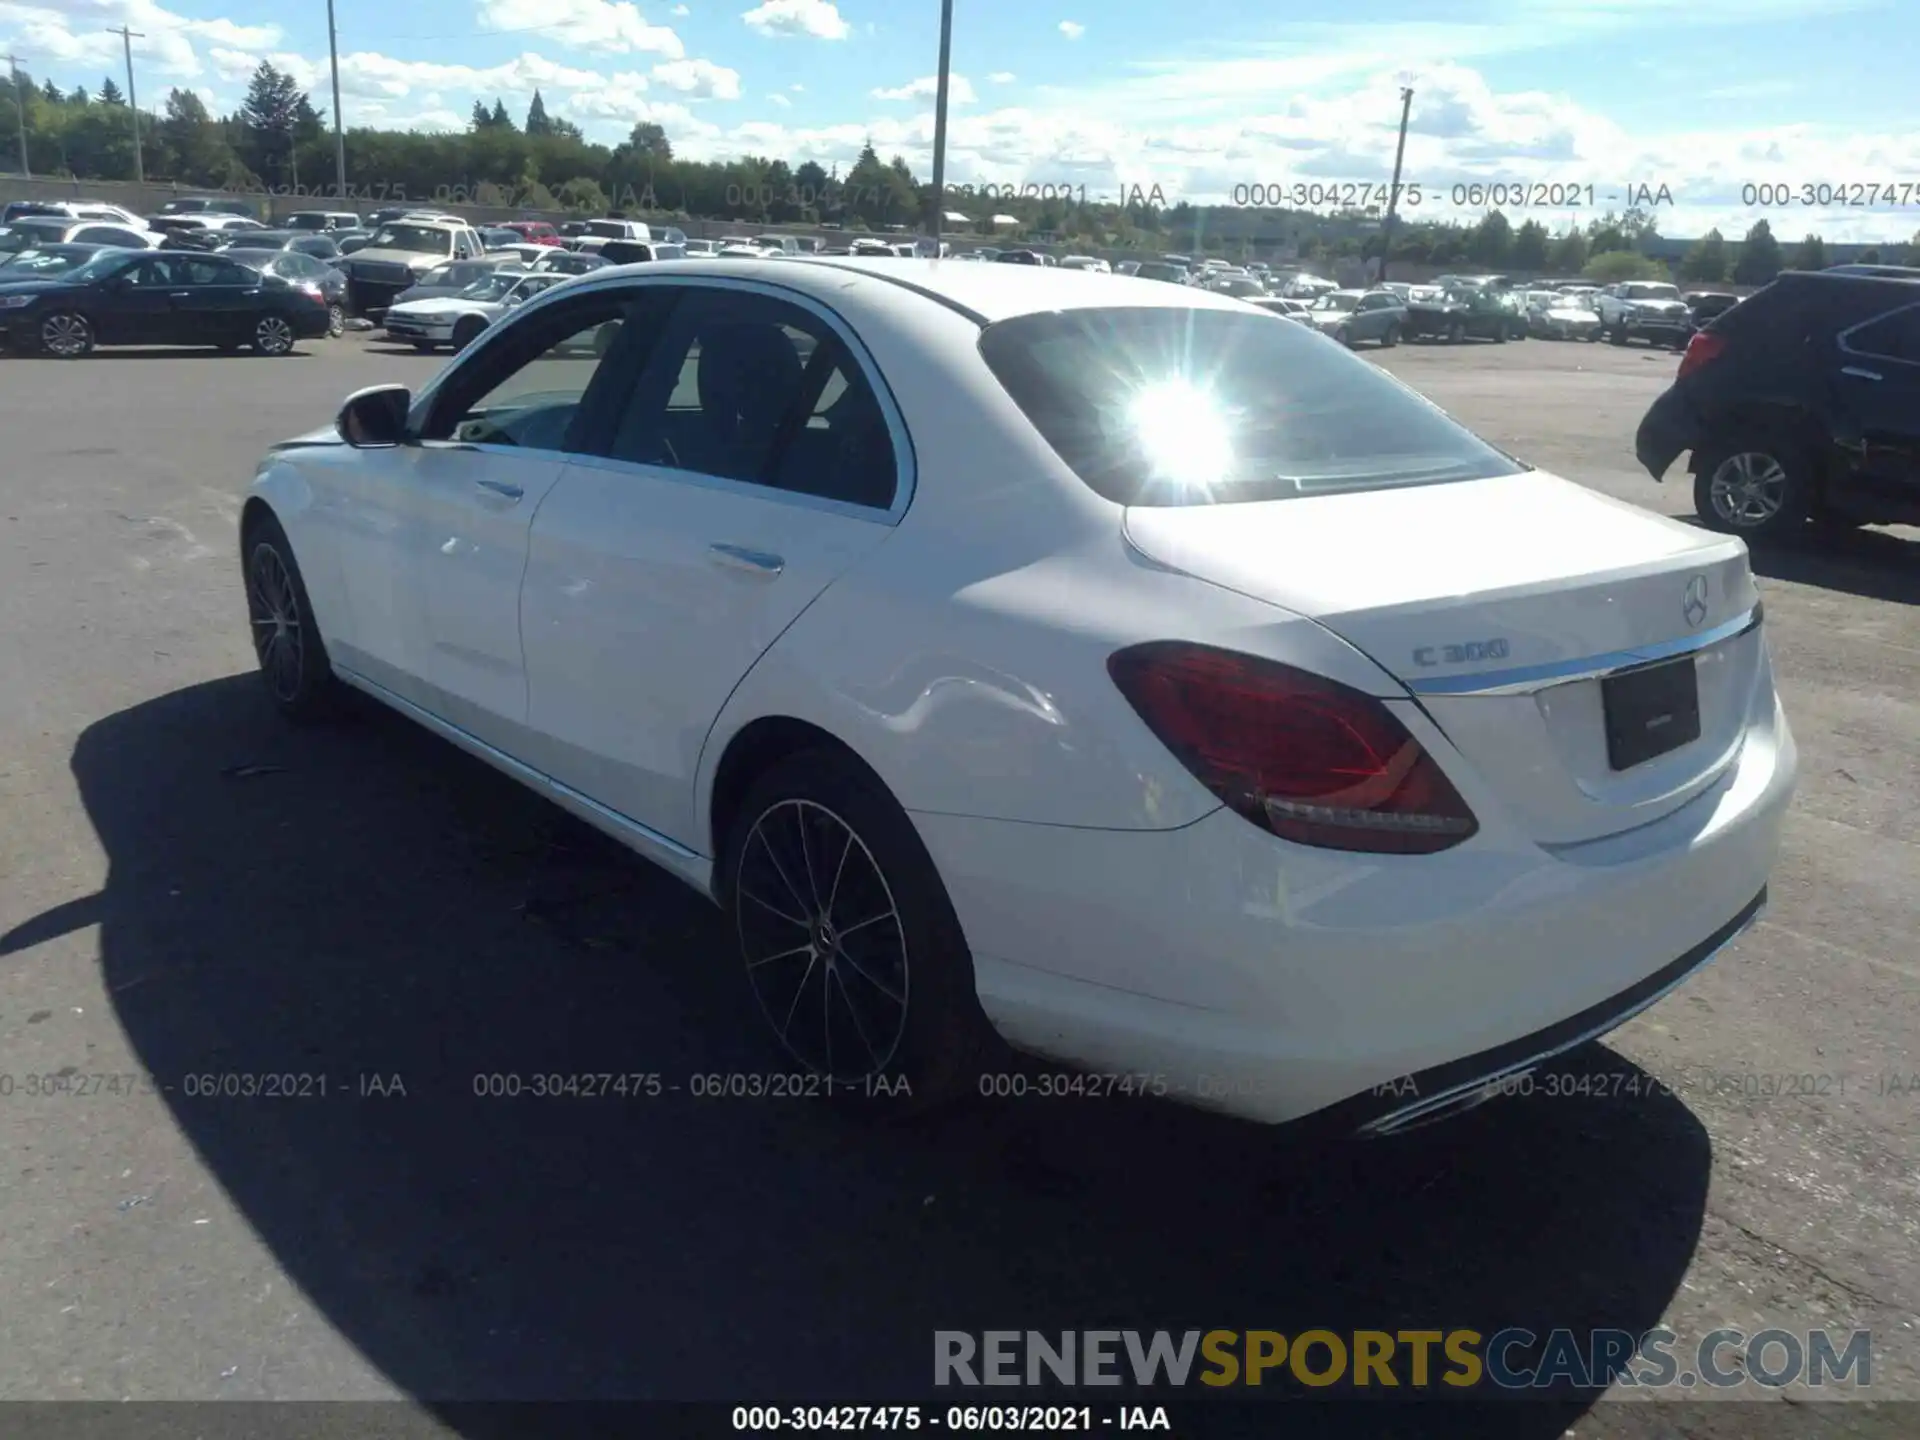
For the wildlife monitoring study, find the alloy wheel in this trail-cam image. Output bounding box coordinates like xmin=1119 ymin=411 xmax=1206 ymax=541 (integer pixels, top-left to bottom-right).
xmin=41 ymin=313 xmax=91 ymax=357
xmin=735 ymin=798 xmax=909 ymax=1081
xmin=327 ymin=304 xmax=345 ymax=338
xmin=255 ymin=315 xmax=295 ymax=355
xmin=1708 ymin=452 xmax=1789 ymax=528
xmin=246 ymin=542 xmax=305 ymax=701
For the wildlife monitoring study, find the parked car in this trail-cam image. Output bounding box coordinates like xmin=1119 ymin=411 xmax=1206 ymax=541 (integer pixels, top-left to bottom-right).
xmin=337 ymin=217 xmax=489 ymax=315
xmin=170 ymin=228 xmax=342 ymax=261
xmin=1596 ymin=281 xmax=1693 ymax=349
xmin=498 ymin=220 xmax=563 ymax=247
xmin=1115 ymin=260 xmax=1140 ymax=276
xmin=1403 ymin=280 xmax=1525 ymax=343
xmin=1209 ymin=274 xmax=1268 ymax=298
xmin=850 ymin=238 xmax=897 ymax=258
xmin=388 ymin=257 xmax=515 ymax=307
xmin=1635 ymin=269 xmax=1920 ymax=538
xmin=995 ymin=249 xmax=1044 ymax=265
xmin=156 ymin=195 xmax=259 ymax=218
xmin=5 ymin=200 xmax=150 ymax=229
xmin=532 ymin=250 xmax=612 ymax=276
xmin=1525 ymin=289 xmax=1602 ymax=341
xmin=147 ymin=213 xmax=266 ymax=238
xmin=573 ymin=218 xmax=654 ymax=252
xmin=0 ymin=247 xmax=330 ymax=356
xmin=0 ymin=242 xmax=119 ymax=278
xmin=1249 ymin=296 xmax=1315 ymax=325
xmin=381 ymin=268 xmax=571 ymax=351
xmin=598 ymin=240 xmax=686 ymax=266
xmin=1306 ymin=288 xmax=1406 ymax=347
xmin=683 ymin=239 xmax=722 ymax=257
xmin=240 ymin=260 xmax=1792 ymax=1132
xmin=1060 ymin=256 xmax=1112 ymax=273
xmin=478 ymin=227 xmax=527 ymax=251
xmin=1133 ymin=261 xmax=1188 ymax=284
xmin=333 ymin=229 xmax=375 ymax=256
xmin=1685 ymin=291 xmax=1740 ymax=326
xmin=226 ymin=247 xmax=350 ymax=337
xmin=1823 ymin=264 xmax=1920 ymax=279
xmin=285 ymin=210 xmax=362 ymax=233
xmin=365 ymin=207 xmax=413 ymax=228
xmin=0 ymin=216 xmax=161 ymax=252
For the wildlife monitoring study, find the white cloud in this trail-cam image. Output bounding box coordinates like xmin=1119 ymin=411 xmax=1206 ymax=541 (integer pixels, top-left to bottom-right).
xmin=476 ymin=0 xmax=683 ymax=56
xmin=872 ymin=74 xmax=976 ymax=104
xmin=741 ymin=0 xmax=849 ymax=40
xmin=768 ymin=92 xmax=790 ymax=106
xmin=988 ymin=72 xmax=1016 ymax=84
xmin=650 ymin=57 xmax=741 ymax=97
xmin=790 ymin=82 xmax=804 ymax=90
xmin=671 ymin=1 xmax=688 ymax=10
xmin=1058 ymin=20 xmax=1085 ymax=38
xmin=0 ymin=0 xmax=282 ymax=79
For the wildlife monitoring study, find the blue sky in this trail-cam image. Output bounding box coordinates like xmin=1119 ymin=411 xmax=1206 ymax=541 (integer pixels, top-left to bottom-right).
xmin=7 ymin=0 xmax=1919 ymax=239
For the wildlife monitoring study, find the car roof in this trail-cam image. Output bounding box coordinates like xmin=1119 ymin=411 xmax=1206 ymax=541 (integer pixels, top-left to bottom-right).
xmin=567 ymin=256 xmax=1263 ymax=325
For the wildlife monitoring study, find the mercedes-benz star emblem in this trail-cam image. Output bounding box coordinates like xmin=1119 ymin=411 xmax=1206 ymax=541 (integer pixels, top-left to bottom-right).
xmin=1683 ymin=575 xmax=1710 ymax=628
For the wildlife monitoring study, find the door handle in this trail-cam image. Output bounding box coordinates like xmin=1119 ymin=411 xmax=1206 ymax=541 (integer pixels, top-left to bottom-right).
xmin=169 ymin=291 xmax=192 ymax=298
xmin=474 ymin=478 xmax=524 ymax=499
xmin=709 ymin=543 xmax=784 ymax=577
xmin=1841 ymin=366 xmax=1883 ymax=381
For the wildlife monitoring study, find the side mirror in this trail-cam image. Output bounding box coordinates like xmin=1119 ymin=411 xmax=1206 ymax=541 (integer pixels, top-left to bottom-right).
xmin=337 ymin=384 xmax=412 ymax=448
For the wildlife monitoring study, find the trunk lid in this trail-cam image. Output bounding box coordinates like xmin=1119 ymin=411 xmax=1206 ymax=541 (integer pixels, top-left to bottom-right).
xmin=1123 ymin=471 xmax=1766 ymax=845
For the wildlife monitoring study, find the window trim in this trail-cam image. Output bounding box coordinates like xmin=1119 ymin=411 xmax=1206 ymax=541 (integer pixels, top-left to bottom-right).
xmin=1837 ymin=300 xmax=1920 ymax=368
xmin=413 ymin=273 xmax=918 ymax=525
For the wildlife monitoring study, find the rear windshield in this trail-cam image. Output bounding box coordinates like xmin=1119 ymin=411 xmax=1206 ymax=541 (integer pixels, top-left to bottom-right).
xmin=977 ymin=306 xmax=1524 ymax=506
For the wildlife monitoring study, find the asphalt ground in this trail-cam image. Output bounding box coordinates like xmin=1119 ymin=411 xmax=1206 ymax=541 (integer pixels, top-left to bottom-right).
xmin=0 ymin=329 xmax=1914 ymax=1438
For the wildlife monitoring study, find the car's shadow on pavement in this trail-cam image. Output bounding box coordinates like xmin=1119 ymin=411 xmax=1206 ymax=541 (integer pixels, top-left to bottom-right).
xmin=1675 ymin=517 xmax=1920 ymax=606
xmin=8 ymin=676 xmax=1718 ymax=1436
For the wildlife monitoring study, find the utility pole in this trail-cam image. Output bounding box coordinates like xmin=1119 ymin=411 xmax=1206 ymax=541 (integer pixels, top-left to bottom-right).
xmin=3 ymin=53 xmax=28 ymax=178
xmin=108 ymin=26 xmax=145 ymax=182
xmin=927 ymin=0 xmax=954 ymax=250
xmin=325 ymin=0 xmax=348 ymax=199
xmin=1375 ymin=86 xmax=1413 ymax=283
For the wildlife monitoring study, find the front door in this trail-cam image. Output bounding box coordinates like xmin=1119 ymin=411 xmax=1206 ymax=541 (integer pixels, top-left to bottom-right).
xmin=520 ymin=281 xmax=907 ymax=848
xmin=391 ymin=285 xmax=652 ymax=751
xmin=105 ymin=255 xmax=181 ymax=343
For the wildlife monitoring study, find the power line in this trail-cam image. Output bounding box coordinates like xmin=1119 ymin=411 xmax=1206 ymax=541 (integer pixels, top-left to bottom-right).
xmin=107 ymin=25 xmax=145 ymax=183
xmin=3 ymin=52 xmax=28 ymax=179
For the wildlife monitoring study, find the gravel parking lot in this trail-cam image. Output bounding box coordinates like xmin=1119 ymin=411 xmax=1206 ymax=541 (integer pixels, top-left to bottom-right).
xmin=0 ymin=331 xmax=1914 ymax=1436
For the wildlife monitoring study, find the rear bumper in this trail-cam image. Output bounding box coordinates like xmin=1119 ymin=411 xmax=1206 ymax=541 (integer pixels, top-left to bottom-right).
xmin=912 ymin=689 xmax=1796 ymax=1129
xmin=1635 ymin=385 xmax=1702 ymax=480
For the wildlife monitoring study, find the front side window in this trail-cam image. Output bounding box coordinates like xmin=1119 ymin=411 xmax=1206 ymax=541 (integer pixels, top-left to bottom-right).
xmin=978 ymin=306 xmax=1524 ymax=506
xmin=603 ymin=287 xmax=899 ymax=508
xmin=424 ymin=293 xmax=643 ymax=452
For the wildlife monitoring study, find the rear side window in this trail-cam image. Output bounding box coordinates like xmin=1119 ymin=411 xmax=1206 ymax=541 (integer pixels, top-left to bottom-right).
xmin=1840 ymin=303 xmax=1920 ymax=363
xmin=977 ymin=306 xmax=1523 ymax=506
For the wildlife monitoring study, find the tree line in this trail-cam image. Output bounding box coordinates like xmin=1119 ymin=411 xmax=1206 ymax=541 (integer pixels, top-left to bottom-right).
xmin=3 ymin=63 xmax=1915 ymax=279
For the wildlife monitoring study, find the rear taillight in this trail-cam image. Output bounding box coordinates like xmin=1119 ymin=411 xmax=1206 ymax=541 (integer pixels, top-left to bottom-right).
xmin=1677 ymin=330 xmax=1726 ymax=380
xmin=1108 ymin=642 xmax=1478 ymax=855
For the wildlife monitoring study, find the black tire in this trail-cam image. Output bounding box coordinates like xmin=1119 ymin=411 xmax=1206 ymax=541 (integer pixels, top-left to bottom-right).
xmin=719 ymin=747 xmax=997 ymax=1112
xmin=1609 ymin=325 xmax=1629 ymax=346
xmin=1446 ymin=319 xmax=1466 ymax=344
xmin=411 ymin=342 xmax=438 ymax=353
xmin=1691 ymin=437 xmax=1815 ymax=541
xmin=327 ymin=303 xmax=346 ymax=338
xmin=1381 ymin=323 xmax=1400 ymax=348
xmin=452 ymin=317 xmax=487 ymax=350
xmin=1492 ymin=323 xmax=1507 ymax=344
xmin=38 ymin=309 xmax=94 ymax=358
xmin=241 ymin=512 xmax=342 ymax=721
xmin=251 ymin=311 xmax=296 ymax=356
xmin=1335 ymin=325 xmax=1353 ymax=347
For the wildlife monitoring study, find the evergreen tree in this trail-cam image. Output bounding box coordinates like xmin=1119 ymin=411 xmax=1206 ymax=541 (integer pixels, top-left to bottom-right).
xmin=98 ymin=76 xmax=125 ymax=105
xmin=1791 ymin=233 xmax=1826 ymax=270
xmin=1510 ymin=218 xmax=1549 ymax=271
xmin=490 ymin=98 xmax=512 ymax=128
xmin=1680 ymin=228 xmax=1727 ymax=282
xmin=1732 ymin=219 xmax=1782 ymax=284
xmin=525 ymin=89 xmax=551 ymax=135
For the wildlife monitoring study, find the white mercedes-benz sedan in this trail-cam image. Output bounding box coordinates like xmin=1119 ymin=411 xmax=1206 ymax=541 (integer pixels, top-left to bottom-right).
xmin=240 ymin=258 xmax=1796 ymax=1133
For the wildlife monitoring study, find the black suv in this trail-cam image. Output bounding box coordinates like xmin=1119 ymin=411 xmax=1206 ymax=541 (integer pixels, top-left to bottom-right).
xmin=1635 ymin=270 xmax=1920 ymax=539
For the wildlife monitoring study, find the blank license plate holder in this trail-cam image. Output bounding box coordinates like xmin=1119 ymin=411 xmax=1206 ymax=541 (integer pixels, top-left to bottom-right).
xmin=1602 ymin=657 xmax=1701 ymax=770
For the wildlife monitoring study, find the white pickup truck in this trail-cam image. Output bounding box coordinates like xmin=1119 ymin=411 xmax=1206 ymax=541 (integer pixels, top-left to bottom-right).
xmin=1594 ymin=280 xmax=1694 ymax=349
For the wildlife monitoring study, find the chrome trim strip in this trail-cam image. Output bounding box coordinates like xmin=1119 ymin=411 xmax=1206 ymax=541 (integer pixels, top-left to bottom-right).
xmin=1358 ymin=899 xmax=1767 ymax=1138
xmin=1405 ymin=604 xmax=1762 ymax=697
xmin=333 ymin=664 xmax=704 ymax=863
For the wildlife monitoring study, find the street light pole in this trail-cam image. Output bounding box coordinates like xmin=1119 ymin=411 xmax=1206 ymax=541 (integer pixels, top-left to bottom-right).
xmin=4 ymin=52 xmax=28 ymax=178
xmin=928 ymin=0 xmax=954 ymax=248
xmin=108 ymin=26 xmax=145 ymax=183
xmin=325 ymin=0 xmax=348 ymax=199
xmin=1376 ymin=86 xmax=1413 ymax=284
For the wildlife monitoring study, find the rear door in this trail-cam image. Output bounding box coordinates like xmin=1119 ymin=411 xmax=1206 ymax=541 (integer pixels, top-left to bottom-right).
xmin=519 ymin=280 xmax=907 ymax=847
xmin=1833 ymin=299 xmax=1920 ymax=496
xmin=165 ymin=254 xmax=265 ymax=343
